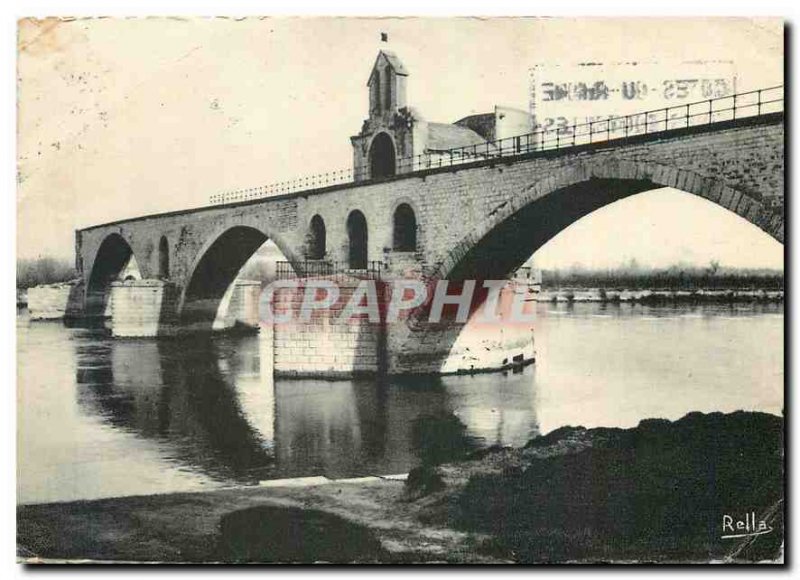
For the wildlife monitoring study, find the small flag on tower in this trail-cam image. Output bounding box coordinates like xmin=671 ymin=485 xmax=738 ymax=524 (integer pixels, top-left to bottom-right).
xmin=380 ymin=32 xmax=388 ymax=42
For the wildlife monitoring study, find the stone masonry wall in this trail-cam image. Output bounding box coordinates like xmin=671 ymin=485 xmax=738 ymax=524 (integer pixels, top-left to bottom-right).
xmin=270 ymin=276 xmax=537 ymax=377
xmin=110 ymin=280 xmax=178 ymax=337
xmin=271 ymin=278 xmax=386 ymax=377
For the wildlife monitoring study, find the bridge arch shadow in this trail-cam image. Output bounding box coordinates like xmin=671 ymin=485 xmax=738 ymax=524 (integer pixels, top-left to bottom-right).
xmin=179 ymin=226 xmax=295 ymax=332
xmin=158 ymin=235 xmax=170 ymax=279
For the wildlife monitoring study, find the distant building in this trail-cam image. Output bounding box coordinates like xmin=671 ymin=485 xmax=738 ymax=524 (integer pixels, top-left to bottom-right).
xmin=351 ymin=50 xmax=533 ymax=181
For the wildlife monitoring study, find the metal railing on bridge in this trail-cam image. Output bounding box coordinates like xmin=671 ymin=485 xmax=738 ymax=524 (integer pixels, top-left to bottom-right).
xmin=275 ymin=260 xmax=384 ymax=281
xmin=209 ymin=85 xmax=783 ymax=206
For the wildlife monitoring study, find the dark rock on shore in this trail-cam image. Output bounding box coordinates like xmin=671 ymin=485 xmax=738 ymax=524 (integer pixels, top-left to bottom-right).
xmin=445 ymin=411 xmax=784 ymax=563
xmin=405 ymin=465 xmax=446 ymax=498
xmin=218 ymin=505 xmax=383 ymax=563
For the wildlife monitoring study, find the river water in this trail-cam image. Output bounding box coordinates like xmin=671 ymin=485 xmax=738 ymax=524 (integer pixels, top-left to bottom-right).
xmin=17 ymin=302 xmax=783 ymax=505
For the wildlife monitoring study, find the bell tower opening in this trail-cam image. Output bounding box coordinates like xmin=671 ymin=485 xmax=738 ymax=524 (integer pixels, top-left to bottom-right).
xmin=369 ymin=132 xmax=396 ymax=179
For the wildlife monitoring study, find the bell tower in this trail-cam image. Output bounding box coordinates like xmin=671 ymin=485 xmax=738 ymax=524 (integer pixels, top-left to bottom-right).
xmin=367 ymin=50 xmax=408 ymax=119
xmin=352 ymin=49 xmax=417 ymax=182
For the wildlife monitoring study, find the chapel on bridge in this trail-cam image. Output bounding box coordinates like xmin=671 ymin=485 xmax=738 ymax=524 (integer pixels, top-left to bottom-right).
xmin=351 ymin=50 xmax=534 ymax=181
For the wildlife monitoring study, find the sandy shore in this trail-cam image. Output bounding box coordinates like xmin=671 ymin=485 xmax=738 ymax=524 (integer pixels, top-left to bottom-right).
xmin=18 ymin=477 xmax=498 ymax=564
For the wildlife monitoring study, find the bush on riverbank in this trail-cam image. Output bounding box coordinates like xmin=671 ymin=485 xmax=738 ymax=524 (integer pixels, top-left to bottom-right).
xmin=447 ymin=411 xmax=784 ymax=563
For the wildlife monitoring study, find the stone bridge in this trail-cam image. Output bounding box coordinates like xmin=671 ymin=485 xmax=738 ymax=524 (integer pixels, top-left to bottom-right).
xmin=75 ymin=111 xmax=784 ymax=376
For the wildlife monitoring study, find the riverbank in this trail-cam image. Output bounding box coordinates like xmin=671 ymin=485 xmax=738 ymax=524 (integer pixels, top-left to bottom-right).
xmin=535 ymin=287 xmax=784 ymax=304
xmin=18 ymin=410 xmax=783 ymax=564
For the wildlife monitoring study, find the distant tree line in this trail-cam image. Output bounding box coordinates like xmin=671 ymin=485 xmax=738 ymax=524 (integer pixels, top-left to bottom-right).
xmin=16 ymin=254 xmax=784 ymax=293
xmin=541 ymin=260 xmax=784 ymax=291
xmin=17 ymin=257 xmax=77 ymax=289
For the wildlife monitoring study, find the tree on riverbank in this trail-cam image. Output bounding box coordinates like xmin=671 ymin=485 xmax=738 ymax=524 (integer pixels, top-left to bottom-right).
xmin=17 ymin=257 xmax=76 ymax=289
xmin=541 ymin=260 xmax=783 ymax=291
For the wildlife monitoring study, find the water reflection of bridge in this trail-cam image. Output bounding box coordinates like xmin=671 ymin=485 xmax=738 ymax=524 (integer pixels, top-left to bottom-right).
xmin=74 ymin=333 xmax=540 ymax=484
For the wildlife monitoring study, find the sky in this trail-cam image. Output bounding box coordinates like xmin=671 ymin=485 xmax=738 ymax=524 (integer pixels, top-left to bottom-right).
xmin=16 ymin=17 xmax=784 ymax=269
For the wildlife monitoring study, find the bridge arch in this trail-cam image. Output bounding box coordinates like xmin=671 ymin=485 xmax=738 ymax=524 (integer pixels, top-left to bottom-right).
xmin=347 ymin=210 xmax=369 ymax=269
xmin=434 ymin=159 xmax=783 ymax=283
xmin=392 ymin=202 xmax=417 ymax=251
xmin=86 ymin=232 xmax=140 ymax=318
xmin=306 ymin=214 xmax=326 ymax=260
xmin=393 ymin=158 xmax=783 ymax=374
xmin=178 ymin=225 xmax=297 ymax=330
xmin=368 ymin=131 xmax=396 ymax=179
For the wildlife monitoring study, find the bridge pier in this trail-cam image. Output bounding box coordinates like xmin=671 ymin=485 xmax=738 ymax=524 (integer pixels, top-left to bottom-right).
xmin=213 ymin=280 xmax=262 ymax=332
xmin=385 ymin=281 xmax=537 ymax=375
xmin=270 ymin=277 xmax=536 ymax=378
xmin=69 ymin=273 xmax=536 ymax=377
xmin=272 ymin=278 xmax=387 ymax=378
xmin=386 ymin=317 xmax=536 ymax=375
xmin=109 ymin=279 xmax=179 ymax=338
